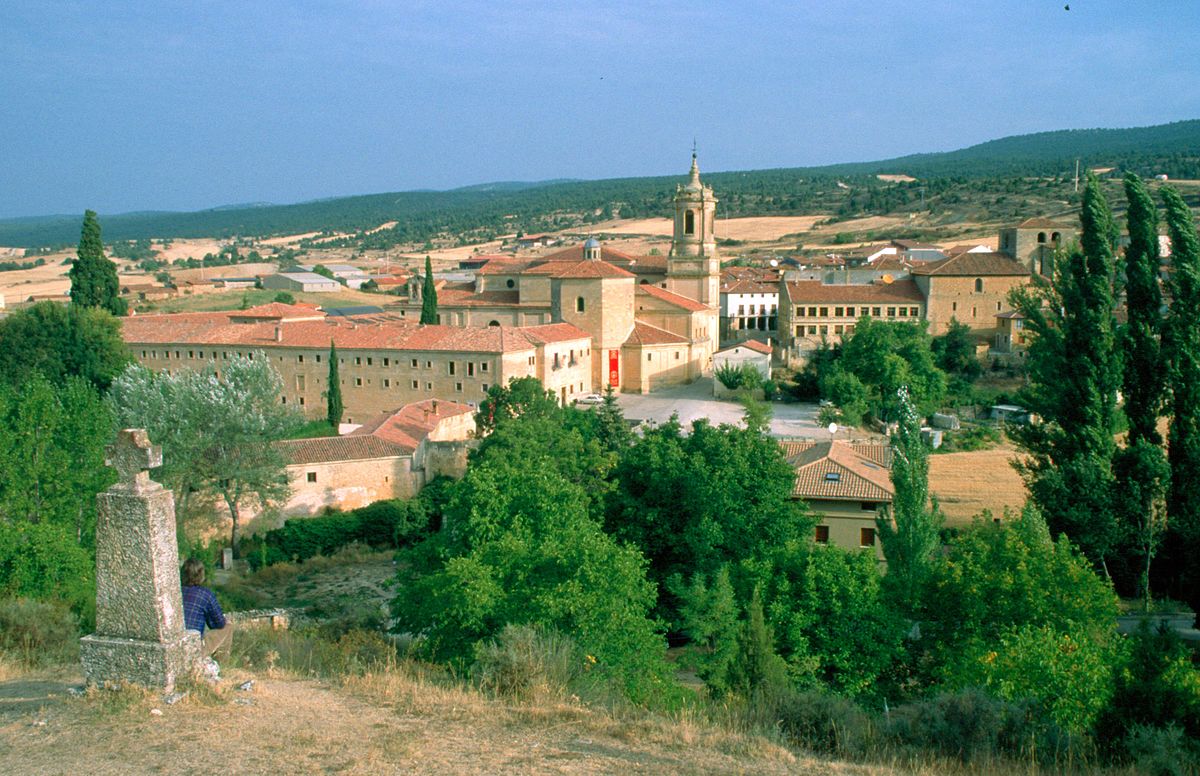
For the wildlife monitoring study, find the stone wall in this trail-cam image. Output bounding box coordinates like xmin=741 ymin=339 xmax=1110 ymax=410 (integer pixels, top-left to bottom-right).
xmin=917 ymin=274 xmax=1029 ymax=336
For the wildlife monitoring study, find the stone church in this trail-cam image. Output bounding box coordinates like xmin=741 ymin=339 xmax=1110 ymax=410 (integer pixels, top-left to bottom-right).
xmin=403 ymin=155 xmax=722 ymax=393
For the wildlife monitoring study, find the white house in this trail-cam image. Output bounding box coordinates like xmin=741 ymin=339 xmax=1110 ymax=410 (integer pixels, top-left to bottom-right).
xmin=713 ymin=339 xmax=772 ymax=398
xmin=719 ymin=277 xmax=778 ymax=345
xmin=261 ymin=272 xmax=342 ymax=293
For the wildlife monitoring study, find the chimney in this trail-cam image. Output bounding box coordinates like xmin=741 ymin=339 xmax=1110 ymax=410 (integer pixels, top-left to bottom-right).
xmin=274 ymin=325 xmax=283 ymax=342
xmin=431 ymin=400 xmax=438 ymax=414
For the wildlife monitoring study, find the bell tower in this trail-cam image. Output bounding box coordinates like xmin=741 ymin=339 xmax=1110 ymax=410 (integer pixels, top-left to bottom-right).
xmin=666 ymin=151 xmax=719 ymax=308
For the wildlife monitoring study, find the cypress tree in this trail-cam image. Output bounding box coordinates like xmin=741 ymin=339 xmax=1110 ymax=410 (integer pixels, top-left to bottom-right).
xmin=1113 ymin=174 xmax=1168 ymax=606
xmin=68 ymin=210 xmax=125 ymax=316
xmin=326 ymin=340 xmax=343 ymax=428
xmin=420 ymin=255 xmax=438 ymax=325
xmin=876 ymin=386 xmax=942 ymax=616
xmin=1161 ymin=186 xmax=1200 ymax=611
xmin=1010 ymin=174 xmax=1120 ymax=568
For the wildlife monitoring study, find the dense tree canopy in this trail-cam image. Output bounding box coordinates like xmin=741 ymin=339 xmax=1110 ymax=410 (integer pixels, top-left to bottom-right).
xmin=821 ymin=318 xmax=946 ymax=422
xmin=67 ymin=210 xmax=125 ymax=316
xmin=0 ymin=302 xmax=130 ymax=390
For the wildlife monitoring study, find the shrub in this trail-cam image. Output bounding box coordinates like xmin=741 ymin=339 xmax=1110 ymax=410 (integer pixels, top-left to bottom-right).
xmin=471 ymin=624 xmax=579 ymax=701
xmin=0 ymin=521 xmax=95 ymax=624
xmin=1123 ymin=724 xmax=1197 ymax=776
xmin=0 ymin=597 xmax=81 ymax=666
xmin=232 ymin=625 xmax=399 ymax=678
xmin=715 ymin=362 xmax=763 ymax=391
xmin=774 ymin=689 xmax=872 ymax=755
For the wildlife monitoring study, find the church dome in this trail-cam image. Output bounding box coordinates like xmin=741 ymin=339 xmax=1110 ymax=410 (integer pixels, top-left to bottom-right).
xmin=583 ymin=237 xmax=600 ymax=249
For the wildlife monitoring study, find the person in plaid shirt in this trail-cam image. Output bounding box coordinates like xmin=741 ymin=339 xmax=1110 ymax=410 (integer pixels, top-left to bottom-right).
xmin=181 ymin=557 xmax=233 ymax=661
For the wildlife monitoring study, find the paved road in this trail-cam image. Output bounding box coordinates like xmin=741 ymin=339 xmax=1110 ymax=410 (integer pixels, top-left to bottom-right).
xmin=615 ymin=377 xmax=828 ymax=438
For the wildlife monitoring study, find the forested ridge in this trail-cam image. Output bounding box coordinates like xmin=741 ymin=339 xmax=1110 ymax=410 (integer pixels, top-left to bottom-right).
xmin=2 ymin=119 xmax=1197 ymax=249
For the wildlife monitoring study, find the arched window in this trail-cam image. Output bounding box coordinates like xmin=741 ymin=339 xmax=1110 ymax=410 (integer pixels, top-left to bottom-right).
xmin=576 ymin=296 xmax=585 ymax=313
xmin=975 ymin=278 xmax=984 ymax=293
xmin=1051 ymin=232 xmax=1061 ymax=242
xmin=639 ymin=279 xmax=649 ymax=285
xmin=685 ymin=210 xmax=695 ymax=235
xmin=1037 ymin=232 xmax=1047 ymax=244
xmin=488 ymin=320 xmax=500 ymax=327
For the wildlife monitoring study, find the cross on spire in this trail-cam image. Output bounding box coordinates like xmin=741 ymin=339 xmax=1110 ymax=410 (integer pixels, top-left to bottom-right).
xmin=106 ymin=429 xmax=162 ymax=489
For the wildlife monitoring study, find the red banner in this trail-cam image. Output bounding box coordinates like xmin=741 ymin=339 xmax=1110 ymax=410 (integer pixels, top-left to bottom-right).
xmin=608 ymin=349 xmax=620 ymax=387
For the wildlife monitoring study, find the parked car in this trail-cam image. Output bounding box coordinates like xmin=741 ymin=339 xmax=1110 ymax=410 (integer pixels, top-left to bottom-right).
xmin=575 ymin=393 xmax=605 ymax=406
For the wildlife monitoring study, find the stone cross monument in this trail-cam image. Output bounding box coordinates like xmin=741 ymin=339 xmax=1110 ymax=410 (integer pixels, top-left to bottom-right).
xmin=80 ymin=429 xmax=200 ymax=690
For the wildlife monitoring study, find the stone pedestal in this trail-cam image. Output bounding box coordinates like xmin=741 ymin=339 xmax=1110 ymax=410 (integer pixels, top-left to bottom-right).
xmin=81 ymin=429 xmax=200 ymax=691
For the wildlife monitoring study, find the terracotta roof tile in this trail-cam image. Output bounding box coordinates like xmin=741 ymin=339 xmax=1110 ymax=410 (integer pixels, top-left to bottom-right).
xmin=909 ymin=252 xmax=1030 ymax=277
xmin=623 ymin=321 xmax=689 ymax=347
xmin=278 ymin=435 xmax=408 ymax=465
xmin=350 ymin=399 xmax=475 ymax=453
xmin=741 ymin=339 xmax=773 ymax=355
xmin=783 ymin=278 xmax=925 ymax=304
xmin=781 ymin=440 xmax=894 ymax=502
xmin=549 ymin=259 xmax=635 ymax=279
xmin=636 ymin=284 xmax=709 ymax=311
xmin=518 ymin=322 xmax=591 ymax=345
xmin=540 ymin=244 xmax=639 ymax=264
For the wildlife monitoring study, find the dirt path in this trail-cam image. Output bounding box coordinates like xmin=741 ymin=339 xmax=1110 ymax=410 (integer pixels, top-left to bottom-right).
xmin=0 ymin=668 xmax=888 ymax=775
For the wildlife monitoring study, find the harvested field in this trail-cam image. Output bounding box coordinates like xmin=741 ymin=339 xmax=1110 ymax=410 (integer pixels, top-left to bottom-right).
xmin=929 ymin=446 xmax=1029 ymax=525
xmin=594 ymin=215 xmax=827 ymax=242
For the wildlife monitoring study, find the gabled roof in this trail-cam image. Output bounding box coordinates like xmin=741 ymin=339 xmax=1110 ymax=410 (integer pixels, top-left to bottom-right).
xmin=909 ymin=252 xmax=1030 ymax=277
xmin=350 ymin=399 xmax=475 ymax=454
xmin=780 ymin=440 xmax=894 ymax=502
xmin=721 ymin=278 xmax=778 ymax=294
xmin=623 ymin=321 xmax=689 ymax=347
xmin=540 ymin=244 xmax=639 ymax=264
xmin=719 ymin=339 xmax=772 ymax=355
xmin=783 ymin=278 xmax=925 ymax=305
xmin=550 ymin=259 xmax=635 ymax=279
xmin=637 ymin=284 xmax=709 ymax=312
xmin=516 ymin=322 xmax=592 ymax=345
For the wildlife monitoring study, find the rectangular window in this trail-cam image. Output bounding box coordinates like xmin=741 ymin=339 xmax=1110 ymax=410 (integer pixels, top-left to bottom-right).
xmin=425 ymin=361 xmax=432 ymax=369
xmin=411 ymin=380 xmax=418 ymax=389
xmin=355 ymin=378 xmax=363 ymax=387
xmin=481 ymin=362 xmax=489 ymax=372
xmin=795 ymin=325 xmax=803 ymax=336
xmin=886 ymin=307 xmax=896 ymax=317
xmin=297 ymin=354 xmax=304 ymax=363
xmin=675 ymin=351 xmax=681 ymax=360
xmin=952 ymin=301 xmax=957 ymax=312
xmin=835 ymin=325 xmax=844 ymax=334
xmin=468 ymin=363 xmax=475 ymax=376
xmin=355 ymin=357 xmax=362 ymax=365
xmin=306 ymin=472 xmax=317 ymax=483
xmin=299 ymin=397 xmax=305 ymax=406
xmin=794 ymin=306 xmax=803 ymax=317
xmin=861 ymin=502 xmax=878 ymax=511
xmin=383 ymin=358 xmax=390 ymax=367
xmin=188 ymin=350 xmax=194 ymax=359
xmin=316 ymin=354 xmax=321 ymax=363
xmin=898 ymin=308 xmax=908 ymax=318
xmin=819 ymin=307 xmax=828 ymax=317
xmin=835 ymin=307 xmax=844 ymax=317
xmin=448 ymin=362 xmax=456 ymax=376
xmin=482 ymin=383 xmax=489 ymax=392
xmin=425 ymin=382 xmax=432 ymax=390
xmin=647 ymin=354 xmax=653 ymax=362
xmin=411 ymin=358 xmax=419 ymax=368
xmin=860 ymin=527 xmax=876 ymax=547
xmin=807 ymin=325 xmax=817 ymax=335
xmin=455 ymin=382 xmax=463 ymax=392
xmin=383 ymin=379 xmax=391 ymax=388
xmin=815 ymin=526 xmax=829 ymax=544
xmin=872 ymin=307 xmax=881 ymax=317
xmin=808 ymin=307 xmax=817 ymax=317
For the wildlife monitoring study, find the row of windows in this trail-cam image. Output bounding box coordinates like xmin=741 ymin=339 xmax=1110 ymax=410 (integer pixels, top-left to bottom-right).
xmin=795 ymin=324 xmax=856 ymax=337
xmin=140 ymin=349 xmax=497 ymax=376
xmin=813 ymin=525 xmax=876 ymax=548
xmin=793 ymin=305 xmax=921 ymax=319
xmin=736 ymin=304 xmax=777 ymax=315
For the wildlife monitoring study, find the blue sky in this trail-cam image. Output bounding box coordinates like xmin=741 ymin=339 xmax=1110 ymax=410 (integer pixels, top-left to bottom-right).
xmin=2 ymin=1 xmax=1198 ymax=218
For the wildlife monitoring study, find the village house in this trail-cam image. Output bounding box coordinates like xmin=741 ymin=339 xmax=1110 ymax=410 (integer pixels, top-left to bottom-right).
xmin=261 ymin=271 xmax=342 ymax=293
xmin=276 ymin=399 xmax=475 ymax=516
xmin=910 ymin=250 xmax=1031 ymax=336
xmin=719 ymin=268 xmax=779 ymax=345
xmin=120 ymin=302 xmax=593 ymax=420
xmin=392 ymin=155 xmax=723 ymax=393
xmin=778 ymin=278 xmax=926 ymax=359
xmin=783 ymin=439 xmax=893 ymax=563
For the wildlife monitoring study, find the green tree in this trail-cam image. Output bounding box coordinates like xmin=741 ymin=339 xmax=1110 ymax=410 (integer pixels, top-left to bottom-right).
xmin=67 ymin=210 xmax=125 ymax=316
xmin=673 ymin=566 xmax=740 ymax=695
xmin=109 ymin=356 xmax=302 ymax=553
xmin=476 ymin=376 xmax=561 ymax=434
xmin=877 ymin=386 xmax=943 ymax=616
xmin=835 ymin=318 xmax=946 ymax=421
xmin=0 ymin=302 xmax=131 ymax=390
xmin=1161 ymin=185 xmax=1200 ymax=613
xmin=931 ymin=318 xmax=982 ymax=378
xmin=0 ymin=374 xmax=114 ymax=547
xmin=420 ymin=254 xmax=438 ymax=325
xmin=326 ymin=341 xmax=343 ymax=428
xmin=1008 ymin=174 xmax=1121 ymax=568
xmin=923 ymin=506 xmax=1119 ymax=699
xmin=311 ymin=264 xmax=336 ymax=281
xmin=606 ymin=416 xmax=811 ymax=628
xmin=391 ymin=461 xmax=669 ymax=699
xmin=1114 ymin=174 xmax=1169 ymax=607
xmin=728 ymin=587 xmax=791 ymax=701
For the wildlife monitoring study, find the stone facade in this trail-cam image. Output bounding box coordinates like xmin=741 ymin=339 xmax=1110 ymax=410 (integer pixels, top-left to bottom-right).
xmin=80 ymin=429 xmax=200 ymax=691
xmin=911 ymin=254 xmax=1031 ymax=336
xmin=997 ymin=217 xmax=1076 ymax=276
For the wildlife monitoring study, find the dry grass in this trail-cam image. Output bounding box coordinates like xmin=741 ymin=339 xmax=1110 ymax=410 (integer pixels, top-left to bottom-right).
xmin=928 ymin=446 xmax=1029 ymax=525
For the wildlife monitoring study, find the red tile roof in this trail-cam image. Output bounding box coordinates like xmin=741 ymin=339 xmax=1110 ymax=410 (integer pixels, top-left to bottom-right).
xmin=636 ymin=284 xmax=710 ymax=312
xmin=121 ymin=310 xmax=580 ymax=354
xmin=909 ymin=252 xmax=1030 ymax=277
xmin=1017 ymin=217 xmax=1073 ymax=230
xmin=781 ymin=440 xmax=894 ymax=502
xmin=550 ymin=259 xmax=635 ymax=279
xmin=741 ymin=339 xmax=773 ymax=355
xmin=228 ymin=302 xmax=326 ymax=321
xmin=540 ymin=244 xmax=639 ymax=264
xmin=623 ymin=321 xmax=690 ymax=347
xmin=515 ymin=322 xmax=591 ymax=345
xmin=783 ymin=278 xmax=925 ymax=305
xmin=721 ymin=278 xmax=778 ymax=294
xmin=278 ymin=435 xmax=408 ymax=465
xmin=350 ymin=399 xmax=475 ymax=454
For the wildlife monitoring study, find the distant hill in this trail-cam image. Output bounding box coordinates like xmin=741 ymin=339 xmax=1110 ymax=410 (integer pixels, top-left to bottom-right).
xmin=2 ymin=120 xmax=1196 ymax=249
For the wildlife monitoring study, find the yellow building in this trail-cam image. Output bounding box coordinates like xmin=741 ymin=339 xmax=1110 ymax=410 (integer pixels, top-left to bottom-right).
xmin=121 ymin=302 xmax=593 ymax=421
xmin=783 ymin=440 xmax=893 ymax=562
xmin=397 ymin=156 xmax=721 ymax=392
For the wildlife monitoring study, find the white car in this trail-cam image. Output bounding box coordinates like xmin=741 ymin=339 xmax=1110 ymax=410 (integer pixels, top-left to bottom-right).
xmin=575 ymin=393 xmax=605 ymax=406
